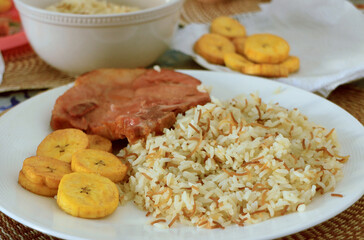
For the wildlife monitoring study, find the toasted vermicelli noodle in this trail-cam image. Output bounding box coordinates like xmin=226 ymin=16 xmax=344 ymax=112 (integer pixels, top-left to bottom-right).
xmin=118 ymin=93 xmax=348 ymax=228
xmin=46 ymin=0 xmax=140 ymax=15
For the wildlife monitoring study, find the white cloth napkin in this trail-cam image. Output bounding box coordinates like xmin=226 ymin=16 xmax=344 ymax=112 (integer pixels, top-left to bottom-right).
xmin=0 ymin=52 xmax=4 ymax=85
xmin=171 ymin=0 xmax=364 ymax=97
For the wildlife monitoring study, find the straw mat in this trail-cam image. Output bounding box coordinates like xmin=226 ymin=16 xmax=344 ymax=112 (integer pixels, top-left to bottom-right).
xmin=180 ymin=0 xmax=263 ymax=24
xmin=0 ymin=44 xmax=74 ymax=93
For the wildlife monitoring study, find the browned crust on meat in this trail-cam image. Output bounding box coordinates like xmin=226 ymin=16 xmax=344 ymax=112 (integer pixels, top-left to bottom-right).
xmin=51 ymin=68 xmax=211 ymax=143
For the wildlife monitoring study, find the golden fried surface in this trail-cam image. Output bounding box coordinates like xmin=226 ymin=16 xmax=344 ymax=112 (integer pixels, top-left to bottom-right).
xmin=194 ymin=33 xmax=236 ymax=65
xmin=37 ymin=128 xmax=89 ymax=163
xmin=71 ymin=149 xmax=127 ymax=182
xmin=57 ymin=172 xmax=119 ymax=218
xmin=243 ymin=33 xmax=290 ymax=64
xmin=210 ymin=16 xmax=246 ymax=39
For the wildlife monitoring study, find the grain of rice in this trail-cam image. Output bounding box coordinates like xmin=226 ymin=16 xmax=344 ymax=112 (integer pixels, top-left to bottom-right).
xmin=331 ymin=193 xmax=343 ymax=197
xmin=150 ymin=219 xmax=166 ymax=225
xmin=168 ymin=214 xmax=179 ymax=228
xmin=296 ymin=203 xmax=306 ymax=212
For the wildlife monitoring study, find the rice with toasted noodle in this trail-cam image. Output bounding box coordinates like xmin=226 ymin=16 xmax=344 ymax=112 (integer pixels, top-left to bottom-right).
xmin=118 ymin=93 xmax=348 ymax=229
xmin=46 ymin=0 xmax=140 ymax=15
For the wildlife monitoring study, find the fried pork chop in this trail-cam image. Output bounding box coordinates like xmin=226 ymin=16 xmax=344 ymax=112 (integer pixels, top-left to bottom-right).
xmin=50 ymin=68 xmax=211 ymax=143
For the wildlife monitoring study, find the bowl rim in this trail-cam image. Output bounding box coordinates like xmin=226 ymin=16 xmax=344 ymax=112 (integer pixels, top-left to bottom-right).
xmin=14 ymin=0 xmax=184 ymax=26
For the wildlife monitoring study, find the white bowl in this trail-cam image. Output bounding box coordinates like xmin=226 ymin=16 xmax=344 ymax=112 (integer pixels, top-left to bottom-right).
xmin=14 ymin=0 xmax=184 ymax=75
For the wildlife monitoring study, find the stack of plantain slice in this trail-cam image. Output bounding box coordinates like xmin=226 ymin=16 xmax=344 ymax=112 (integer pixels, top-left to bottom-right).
xmin=18 ymin=128 xmax=128 ymax=219
xmin=194 ymin=16 xmax=300 ymax=78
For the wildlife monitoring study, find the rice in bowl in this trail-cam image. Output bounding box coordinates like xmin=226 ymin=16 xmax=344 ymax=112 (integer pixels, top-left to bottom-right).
xmin=46 ymin=0 xmax=140 ymax=15
xmin=118 ymin=93 xmax=348 ymax=228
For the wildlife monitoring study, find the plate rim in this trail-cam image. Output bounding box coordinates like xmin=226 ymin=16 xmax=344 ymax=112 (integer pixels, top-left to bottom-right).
xmin=0 ymin=70 xmax=363 ymax=240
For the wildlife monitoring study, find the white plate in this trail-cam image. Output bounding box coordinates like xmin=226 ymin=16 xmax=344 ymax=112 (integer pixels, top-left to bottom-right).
xmin=0 ymin=70 xmax=363 ymax=240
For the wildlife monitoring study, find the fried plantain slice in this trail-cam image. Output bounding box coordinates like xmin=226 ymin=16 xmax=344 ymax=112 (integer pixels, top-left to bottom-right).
xmin=71 ymin=149 xmax=127 ymax=182
xmin=36 ymin=128 xmax=89 ymax=163
xmin=57 ymin=172 xmax=119 ymax=218
xmin=18 ymin=170 xmax=58 ymax=197
xmin=22 ymin=156 xmax=72 ymax=189
xmin=210 ymin=16 xmax=246 ymax=39
xmin=224 ymin=52 xmax=254 ymax=72
xmin=244 ymin=33 xmax=290 ymax=64
xmin=241 ymin=63 xmax=289 ymax=78
xmin=232 ymin=36 xmax=247 ymax=56
xmin=87 ymin=134 xmax=112 ymax=153
xmin=280 ymin=56 xmax=300 ymax=73
xmin=194 ymin=33 xmax=235 ymax=65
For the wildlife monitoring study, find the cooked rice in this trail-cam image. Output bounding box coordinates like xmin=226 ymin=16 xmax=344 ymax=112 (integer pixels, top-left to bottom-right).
xmin=118 ymin=93 xmax=348 ymax=228
xmin=46 ymin=0 xmax=140 ymax=15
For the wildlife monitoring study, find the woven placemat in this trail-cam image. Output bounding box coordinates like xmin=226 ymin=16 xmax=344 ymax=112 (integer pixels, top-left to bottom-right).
xmin=180 ymin=0 xmax=264 ymax=24
xmin=328 ymin=84 xmax=364 ymax=124
xmin=0 ymin=44 xmax=74 ymax=93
